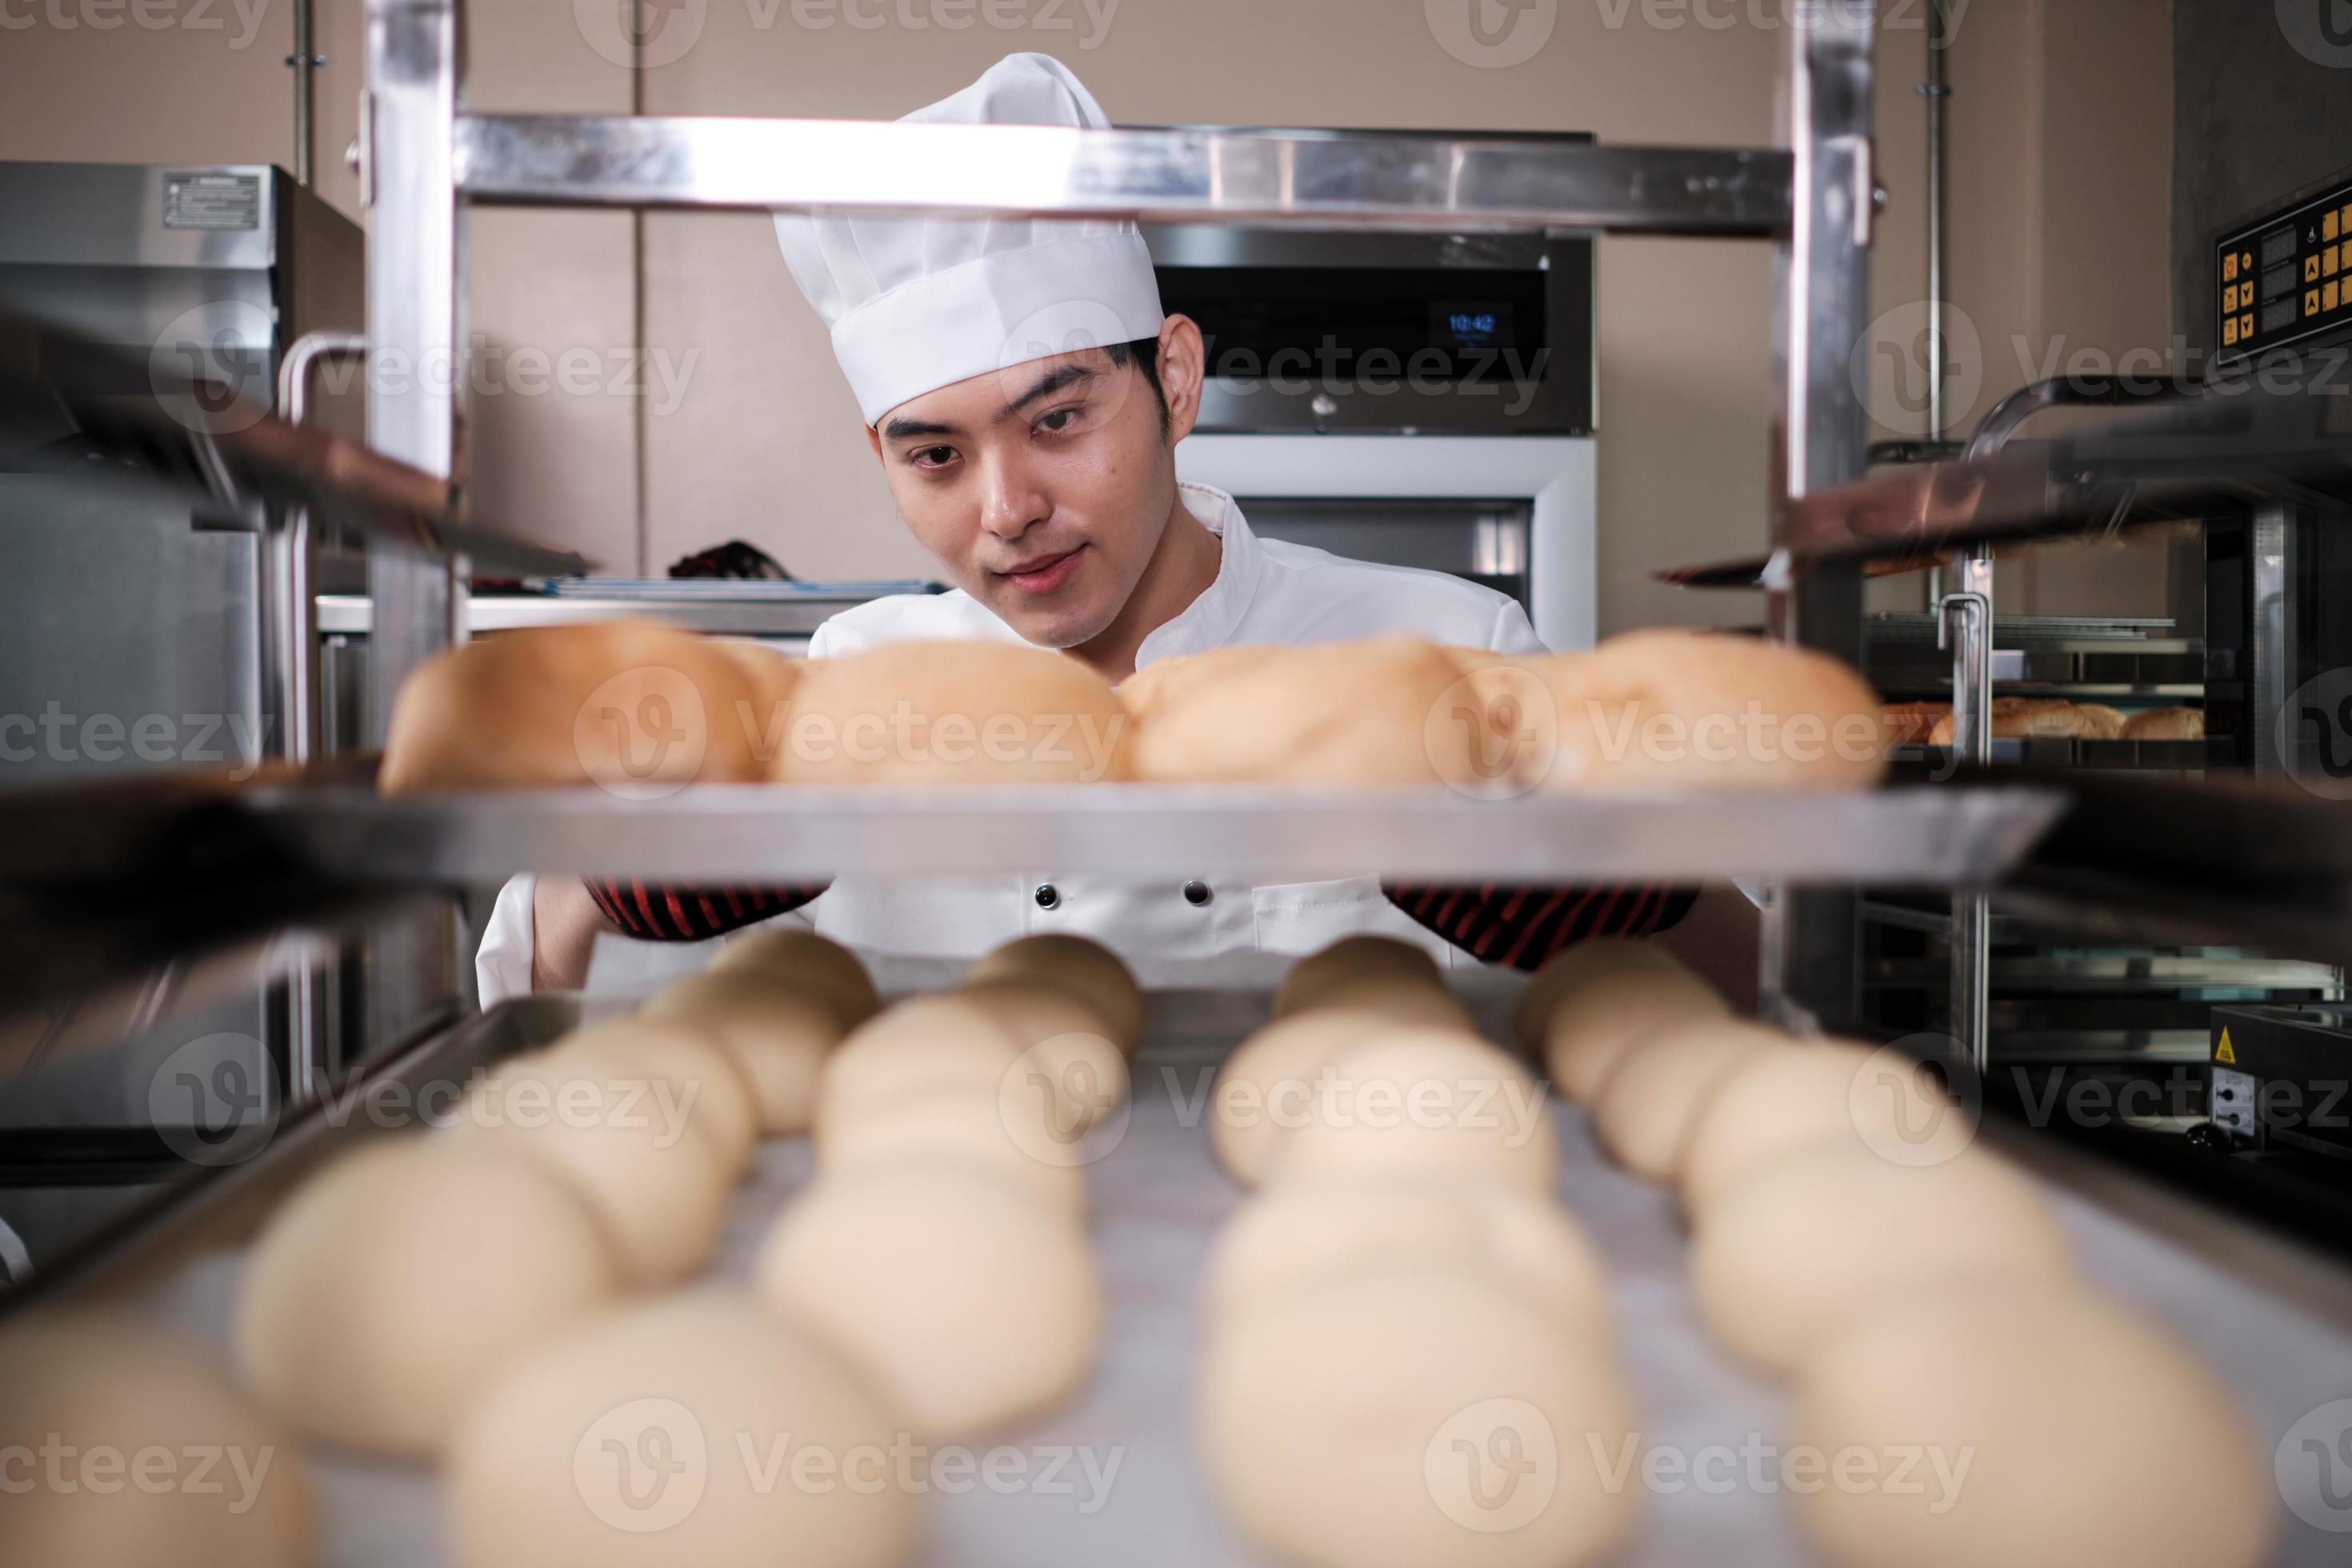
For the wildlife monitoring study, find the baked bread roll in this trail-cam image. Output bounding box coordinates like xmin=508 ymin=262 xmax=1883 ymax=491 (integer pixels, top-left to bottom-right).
xmin=709 ymin=926 xmax=880 ymax=1030
xmin=447 ymin=1290 xmax=921 ymax=1568
xmin=721 ymin=639 xmax=803 ymax=772
xmin=235 ymin=1138 xmax=622 ymax=1456
xmin=1690 ymin=1145 xmax=2075 ymax=1375
xmin=2071 ymin=702 xmax=2128 ymax=739
xmin=783 ymin=640 xmax=1130 ymax=784
xmin=1274 ymin=934 xmax=1447 ymax=1018
xmin=0 ymin=1311 xmax=314 ymax=1568
xmin=1198 ymin=1268 xmax=1641 ymax=1568
xmin=756 ymin=1164 xmax=1102 ymax=1438
xmin=1539 ymin=630 xmax=1886 ymax=792
xmin=1202 ymin=1174 xmax=1610 ymax=1353
xmin=380 ymin=619 xmax=763 ymax=794
xmin=1791 ymin=1285 xmax=2274 ymax=1568
xmin=1878 ymin=702 xmax=1949 ymax=747
xmin=1927 ymin=696 xmax=2095 ymax=745
xmin=966 ymin=934 xmax=1144 ymax=1054
xmin=1125 ymin=638 xmax=1483 ymax=786
xmin=2123 ymin=706 xmax=2203 ymax=741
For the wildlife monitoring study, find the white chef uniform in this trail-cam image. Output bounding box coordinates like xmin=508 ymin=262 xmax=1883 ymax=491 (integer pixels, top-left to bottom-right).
xmin=475 ymin=484 xmax=1544 ymax=1004
xmin=473 ymin=51 xmax=1551 ymax=1002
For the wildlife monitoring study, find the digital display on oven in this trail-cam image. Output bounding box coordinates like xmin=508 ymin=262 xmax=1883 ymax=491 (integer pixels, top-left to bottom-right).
xmin=1432 ymin=303 xmax=1514 ymax=352
xmin=2260 ymin=227 xmax=2298 ymax=270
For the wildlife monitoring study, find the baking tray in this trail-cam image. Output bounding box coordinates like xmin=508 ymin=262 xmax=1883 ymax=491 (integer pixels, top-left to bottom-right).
xmin=47 ymin=983 xmax=2352 ymax=1567
xmin=214 ymin=782 xmax=2067 ymax=886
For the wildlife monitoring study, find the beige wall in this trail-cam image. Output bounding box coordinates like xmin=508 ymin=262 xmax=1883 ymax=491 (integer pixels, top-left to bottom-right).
xmin=1 ymin=0 xmax=2174 ymax=628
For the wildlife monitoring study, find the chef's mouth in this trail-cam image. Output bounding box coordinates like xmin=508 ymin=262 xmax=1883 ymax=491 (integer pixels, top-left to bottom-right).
xmin=994 ymin=544 xmax=1088 ymax=594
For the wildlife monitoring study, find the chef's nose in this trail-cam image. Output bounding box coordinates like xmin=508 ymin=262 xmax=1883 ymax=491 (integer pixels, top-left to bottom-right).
xmin=975 ymin=449 xmax=1049 ymax=541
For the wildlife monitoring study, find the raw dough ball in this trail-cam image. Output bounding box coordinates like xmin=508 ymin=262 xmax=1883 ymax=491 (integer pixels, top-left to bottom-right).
xmin=447 ymin=1289 xmax=921 ymax=1568
xmin=1542 ymin=964 xmax=1728 ymax=1102
xmin=1538 ymin=629 xmax=1886 ymax=792
xmin=454 ymin=1046 xmax=737 ymax=1286
xmin=818 ymin=995 xmax=1024 ymax=1129
xmin=783 ymin=640 xmax=1131 ymax=784
xmin=1202 ymin=1174 xmax=1610 ymax=1354
xmin=1198 ymin=1268 xmax=1641 ymax=1568
xmin=1690 ymin=1145 xmax=2076 ymax=1376
xmin=236 ymin=1138 xmax=622 ymax=1456
xmin=1511 ymin=937 xmax=1691 ymax=1051
xmin=1680 ymin=1040 xmax=1976 ymax=1221
xmin=1210 ymin=1009 xmax=1438 ymax=1188
xmin=1790 ymin=1284 xmax=2275 ymax=1568
xmin=966 ymin=934 xmax=1145 ymax=1054
xmin=380 ymin=620 xmax=762 ymax=794
xmin=1271 ymin=1030 xmax=1558 ymax=1197
xmin=1126 ymin=638 xmax=1483 ymax=786
xmin=756 ymin=1164 xmax=1102 ymax=1438
xmin=815 ymin=1090 xmax=1088 ymax=1222
xmin=1590 ymin=1019 xmax=1795 ymax=1181
xmin=0 ymin=1310 xmax=314 ymax=1568
xmin=1274 ymin=934 xmax=1446 ymax=1018
xmin=954 ymin=978 xmax=1130 ymax=1136
xmin=642 ymin=969 xmax=847 ymax=1134
xmin=708 ymin=926 xmax=881 ymax=1030
xmin=552 ymin=1017 xmax=762 ymax=1177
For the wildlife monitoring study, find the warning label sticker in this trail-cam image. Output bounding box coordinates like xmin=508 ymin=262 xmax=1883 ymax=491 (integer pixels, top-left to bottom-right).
xmin=2214 ymin=1028 xmax=2238 ymax=1065
xmin=163 ymin=172 xmax=262 ymax=231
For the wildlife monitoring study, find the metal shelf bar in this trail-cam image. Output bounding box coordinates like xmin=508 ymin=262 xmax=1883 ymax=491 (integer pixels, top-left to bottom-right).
xmin=206 ymin=782 xmax=2065 ymax=887
xmin=450 ymin=115 xmax=1794 ymax=235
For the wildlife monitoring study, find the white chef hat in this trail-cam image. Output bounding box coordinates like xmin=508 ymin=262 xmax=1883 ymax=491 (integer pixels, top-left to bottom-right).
xmin=775 ymin=53 xmax=1166 ymax=427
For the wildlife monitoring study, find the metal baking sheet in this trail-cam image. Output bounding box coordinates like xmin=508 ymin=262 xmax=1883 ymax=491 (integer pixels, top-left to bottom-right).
xmin=230 ymin=782 xmax=2068 ymax=887
xmin=99 ymin=983 xmax=2352 ymax=1567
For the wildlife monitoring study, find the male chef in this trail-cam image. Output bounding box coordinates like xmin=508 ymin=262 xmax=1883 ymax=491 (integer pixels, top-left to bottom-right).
xmin=478 ymin=53 xmax=1735 ymax=1006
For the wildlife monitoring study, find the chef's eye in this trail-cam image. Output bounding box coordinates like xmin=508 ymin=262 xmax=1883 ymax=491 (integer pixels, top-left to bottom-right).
xmin=908 ymin=445 xmax=958 ymax=470
xmin=1036 ymin=406 xmax=1082 ymax=435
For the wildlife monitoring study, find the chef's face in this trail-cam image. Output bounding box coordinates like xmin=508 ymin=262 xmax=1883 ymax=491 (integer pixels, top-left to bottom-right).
xmin=866 ymin=318 xmax=1202 ymax=650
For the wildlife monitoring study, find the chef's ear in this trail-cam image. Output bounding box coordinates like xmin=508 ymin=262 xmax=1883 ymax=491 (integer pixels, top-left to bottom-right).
xmin=866 ymin=423 xmax=883 ymax=462
xmin=1153 ymin=314 xmax=1205 ymax=445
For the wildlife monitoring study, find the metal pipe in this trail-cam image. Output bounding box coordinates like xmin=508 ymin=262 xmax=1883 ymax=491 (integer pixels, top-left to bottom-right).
xmin=274 ymin=330 xmax=366 ymax=770
xmin=290 ymin=0 xmax=318 ymax=186
xmin=1762 ymin=2 xmax=1878 ymax=1034
xmin=1925 ymin=0 xmax=1950 ymax=442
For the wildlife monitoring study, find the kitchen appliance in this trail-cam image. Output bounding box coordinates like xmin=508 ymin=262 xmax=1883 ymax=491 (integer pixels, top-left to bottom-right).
xmin=1142 ymin=156 xmax=1598 ymax=649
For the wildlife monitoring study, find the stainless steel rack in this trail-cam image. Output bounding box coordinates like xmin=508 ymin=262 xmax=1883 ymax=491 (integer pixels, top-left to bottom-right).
xmin=355 ymin=0 xmax=1882 ymax=1031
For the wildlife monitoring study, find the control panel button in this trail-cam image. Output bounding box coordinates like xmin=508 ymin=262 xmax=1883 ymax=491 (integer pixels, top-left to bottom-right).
xmin=2241 ymin=312 xmax=2254 ymax=340
xmin=2329 ymin=281 xmax=2342 ymax=314
xmin=2224 ymin=316 xmax=2241 ymax=347
xmin=2225 ymin=252 xmax=2240 ymax=282
xmin=2330 ymin=209 xmax=2344 ymax=243
xmin=2328 ymin=245 xmax=2342 ymax=277
xmin=2242 ymin=249 xmax=2255 ymax=275
xmin=2306 ymin=254 xmax=2323 ymax=284
xmin=2307 ymin=289 xmax=2323 ymax=318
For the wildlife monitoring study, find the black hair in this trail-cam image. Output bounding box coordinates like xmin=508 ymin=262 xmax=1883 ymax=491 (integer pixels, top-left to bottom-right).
xmin=1101 ymin=335 xmax=1170 ymax=439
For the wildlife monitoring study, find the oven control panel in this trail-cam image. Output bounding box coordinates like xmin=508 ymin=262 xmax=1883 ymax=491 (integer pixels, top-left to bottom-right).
xmin=2217 ymin=170 xmax=2352 ymax=362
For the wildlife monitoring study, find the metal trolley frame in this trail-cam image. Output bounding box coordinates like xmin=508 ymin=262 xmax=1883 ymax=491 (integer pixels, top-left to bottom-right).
xmin=353 ymin=0 xmax=1887 ymax=1034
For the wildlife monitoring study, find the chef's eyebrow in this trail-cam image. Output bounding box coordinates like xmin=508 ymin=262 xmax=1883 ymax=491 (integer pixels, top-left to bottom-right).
xmin=879 ymin=361 xmax=1102 ymax=444
xmin=1002 ymin=361 xmax=1098 ymax=416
